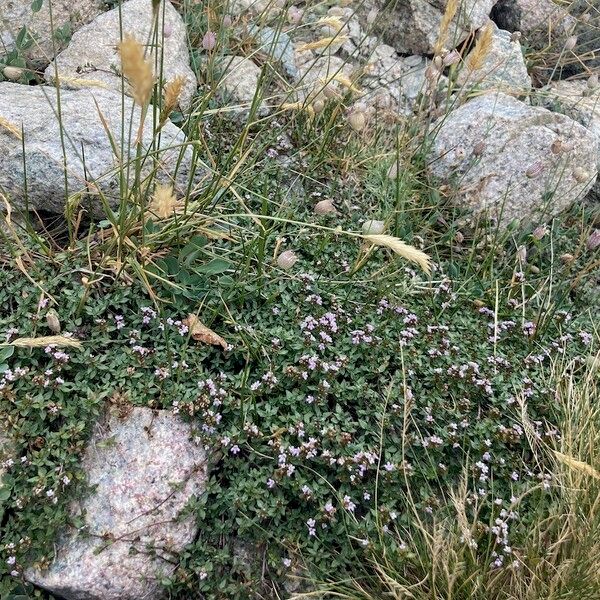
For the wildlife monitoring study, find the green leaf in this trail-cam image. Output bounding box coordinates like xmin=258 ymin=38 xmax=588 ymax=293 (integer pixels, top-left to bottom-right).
xmin=30 ymin=0 xmax=43 ymax=12
xmin=179 ymin=235 xmax=208 ymax=266
xmin=0 ymin=345 xmax=14 ymax=363
xmin=196 ymin=258 xmax=232 ymax=276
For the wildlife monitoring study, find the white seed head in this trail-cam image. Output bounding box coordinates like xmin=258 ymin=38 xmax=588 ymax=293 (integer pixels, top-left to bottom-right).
xmin=314 ymin=199 xmax=337 ymax=215
xmin=348 ymin=110 xmax=366 ymax=132
xmin=362 ymin=220 xmax=385 ymax=235
xmin=3 ymin=66 xmax=23 ymax=81
xmin=277 ymin=250 xmax=298 ymax=270
xmin=573 ymin=166 xmax=590 ymax=183
xmin=564 ymin=35 xmax=577 ymax=50
xmin=46 ymin=309 xmax=61 ymax=334
xmin=387 ymin=162 xmax=399 ymax=179
xmin=312 ymin=97 xmax=325 ymax=113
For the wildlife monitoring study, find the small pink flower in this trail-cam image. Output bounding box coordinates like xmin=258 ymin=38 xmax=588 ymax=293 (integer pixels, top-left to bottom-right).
xmin=202 ymin=31 xmax=217 ymax=51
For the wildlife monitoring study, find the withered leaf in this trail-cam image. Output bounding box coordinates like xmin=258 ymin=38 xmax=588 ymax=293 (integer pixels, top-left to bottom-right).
xmin=183 ymin=314 xmax=228 ymax=350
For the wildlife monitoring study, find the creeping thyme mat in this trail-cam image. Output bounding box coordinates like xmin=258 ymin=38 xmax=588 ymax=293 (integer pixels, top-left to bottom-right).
xmin=0 ymin=226 xmax=597 ymax=598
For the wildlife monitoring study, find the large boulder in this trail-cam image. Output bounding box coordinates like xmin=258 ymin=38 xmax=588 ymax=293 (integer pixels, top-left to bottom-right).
xmin=369 ymin=0 xmax=497 ymax=55
xmin=456 ymin=21 xmax=531 ymax=94
xmin=0 ymin=0 xmax=103 ymax=67
xmin=541 ymin=80 xmax=600 ymax=189
xmin=26 ymin=407 xmax=208 ymax=600
xmin=0 ymin=83 xmax=201 ymax=215
xmin=44 ymin=0 xmax=196 ymax=111
xmin=428 ymin=92 xmax=597 ymax=226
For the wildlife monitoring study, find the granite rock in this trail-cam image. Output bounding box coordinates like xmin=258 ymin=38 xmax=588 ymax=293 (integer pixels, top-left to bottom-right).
xmin=457 ymin=21 xmax=530 ymax=94
xmin=428 ymin=92 xmax=597 ymax=226
xmin=0 ymin=83 xmax=201 ymax=215
xmin=26 ymin=407 xmax=208 ymax=600
xmin=0 ymin=0 xmax=103 ymax=67
xmin=45 ymin=0 xmax=196 ymax=110
xmin=368 ymin=0 xmax=497 ymax=55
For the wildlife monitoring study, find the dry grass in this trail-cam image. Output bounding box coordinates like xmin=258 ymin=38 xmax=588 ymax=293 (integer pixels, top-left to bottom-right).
xmin=466 ymin=23 xmax=494 ymax=73
xmin=118 ymin=34 xmax=154 ymax=107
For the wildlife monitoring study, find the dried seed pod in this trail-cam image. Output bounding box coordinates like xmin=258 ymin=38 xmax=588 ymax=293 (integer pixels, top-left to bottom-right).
xmin=560 ymin=253 xmax=574 ymax=263
xmin=472 ymin=141 xmax=485 ymax=156
xmin=564 ymin=35 xmax=577 ymax=50
xmin=573 ymin=166 xmax=590 ymax=183
xmin=442 ymin=49 xmax=460 ymax=66
xmin=532 ymin=225 xmax=548 ymax=241
xmin=347 ymin=111 xmax=366 ymax=132
xmin=454 ymin=231 xmax=464 ymax=244
xmin=46 ymin=309 xmax=61 ymax=334
xmin=362 ymin=220 xmax=385 ymax=235
xmin=314 ymin=199 xmax=337 ymax=215
xmin=387 ymin=162 xmax=399 ymax=179
xmin=587 ymin=229 xmax=600 ymax=250
xmin=277 ymin=250 xmax=298 ymax=270
xmin=525 ymin=161 xmax=545 ymax=178
xmin=322 ymin=83 xmax=341 ymax=99
xmin=551 ymin=139 xmax=565 ymax=154
xmin=510 ymin=31 xmax=522 ymax=43
xmin=432 ymin=56 xmax=443 ymax=70
xmin=3 ymin=66 xmax=23 ymax=81
xmin=312 ymin=97 xmax=325 ymax=113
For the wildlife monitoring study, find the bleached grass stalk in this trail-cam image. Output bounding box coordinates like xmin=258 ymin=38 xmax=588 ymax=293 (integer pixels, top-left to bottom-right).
xmin=3 ymin=336 xmax=83 ymax=349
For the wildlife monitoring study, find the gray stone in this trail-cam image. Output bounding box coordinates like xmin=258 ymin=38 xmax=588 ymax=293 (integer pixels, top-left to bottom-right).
xmin=457 ymin=21 xmax=531 ymax=94
xmin=369 ymin=0 xmax=497 ymax=55
xmin=0 ymin=83 xmax=200 ymax=215
xmin=0 ymin=0 xmax=103 ymax=67
xmin=45 ymin=0 xmax=196 ymax=111
xmin=428 ymin=92 xmax=598 ymax=227
xmin=293 ymin=53 xmax=353 ymax=102
xmin=216 ymin=55 xmax=268 ymax=117
xmin=541 ymin=80 xmax=600 ymax=188
xmin=362 ymin=46 xmax=433 ymax=115
xmin=26 ymin=407 xmax=207 ymax=600
xmin=228 ymin=0 xmax=285 ymax=18
xmin=248 ymin=25 xmax=298 ymax=79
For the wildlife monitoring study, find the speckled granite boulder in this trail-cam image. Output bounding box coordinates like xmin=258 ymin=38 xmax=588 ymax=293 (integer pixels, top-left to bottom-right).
xmin=369 ymin=0 xmax=497 ymax=55
xmin=0 ymin=83 xmax=201 ymax=215
xmin=216 ymin=55 xmax=269 ymax=117
xmin=26 ymin=407 xmax=207 ymax=600
xmin=45 ymin=0 xmax=196 ymax=110
xmin=457 ymin=21 xmax=530 ymax=94
xmin=428 ymin=92 xmax=598 ymax=227
xmin=0 ymin=0 xmax=103 ymax=67
xmin=541 ymin=80 xmax=600 ymax=190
